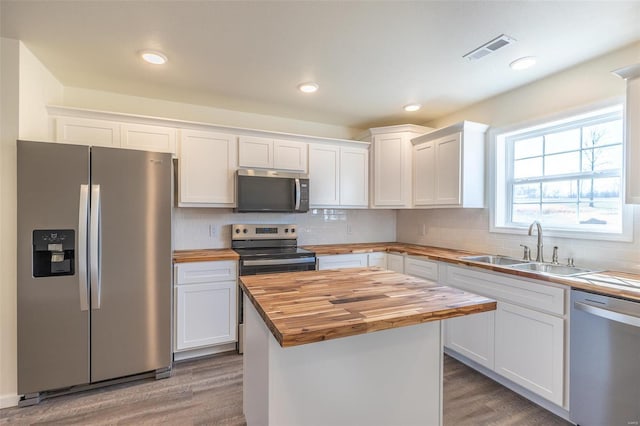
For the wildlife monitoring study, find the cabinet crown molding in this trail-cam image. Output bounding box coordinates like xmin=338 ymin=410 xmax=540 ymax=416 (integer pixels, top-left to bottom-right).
xmin=613 ymin=63 xmax=640 ymax=80
xmin=47 ymin=105 xmax=369 ymax=148
xmin=356 ymin=124 xmax=432 ymax=140
xmin=411 ymin=121 xmax=489 ymax=145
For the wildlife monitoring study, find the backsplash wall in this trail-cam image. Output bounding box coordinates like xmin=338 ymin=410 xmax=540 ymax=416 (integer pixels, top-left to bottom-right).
xmin=173 ymin=208 xmax=396 ymax=249
xmin=397 ymin=208 xmax=640 ymax=273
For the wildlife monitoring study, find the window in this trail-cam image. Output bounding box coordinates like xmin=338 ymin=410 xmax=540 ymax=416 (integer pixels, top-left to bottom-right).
xmin=493 ymin=103 xmax=631 ymax=240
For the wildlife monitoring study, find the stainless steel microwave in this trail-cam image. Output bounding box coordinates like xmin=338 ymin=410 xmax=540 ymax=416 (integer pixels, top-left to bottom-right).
xmin=236 ymin=169 xmax=309 ymax=213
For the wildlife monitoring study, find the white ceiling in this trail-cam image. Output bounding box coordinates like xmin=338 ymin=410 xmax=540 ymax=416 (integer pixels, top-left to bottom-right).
xmin=2 ymin=1 xmax=639 ymax=129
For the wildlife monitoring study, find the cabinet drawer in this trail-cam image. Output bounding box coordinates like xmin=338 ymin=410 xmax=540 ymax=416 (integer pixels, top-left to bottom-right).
xmin=317 ymin=253 xmax=368 ymax=270
xmin=405 ymin=257 xmax=438 ymax=281
xmin=445 ymin=266 xmax=565 ymax=316
xmin=368 ymin=252 xmax=387 ymax=268
xmin=386 ymin=253 xmax=404 ymax=273
xmin=175 ymin=260 xmax=237 ymax=285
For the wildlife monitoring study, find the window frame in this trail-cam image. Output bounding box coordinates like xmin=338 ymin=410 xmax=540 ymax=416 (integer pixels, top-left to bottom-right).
xmin=490 ymin=98 xmax=633 ymax=242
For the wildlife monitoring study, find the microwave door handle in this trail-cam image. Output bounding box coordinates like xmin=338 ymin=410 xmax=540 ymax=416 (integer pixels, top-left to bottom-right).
xmin=295 ymin=178 xmax=301 ymax=211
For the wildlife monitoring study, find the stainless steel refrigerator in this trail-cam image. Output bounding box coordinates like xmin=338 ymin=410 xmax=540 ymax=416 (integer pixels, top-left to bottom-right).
xmin=17 ymin=140 xmax=172 ymax=405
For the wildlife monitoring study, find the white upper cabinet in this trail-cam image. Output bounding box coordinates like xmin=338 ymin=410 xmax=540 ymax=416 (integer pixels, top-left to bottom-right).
xmin=614 ymin=64 xmax=640 ymax=204
xmin=308 ymin=143 xmax=369 ymax=208
xmin=360 ymin=125 xmax=431 ymax=208
xmin=178 ymin=130 xmax=238 ymax=207
xmin=55 ymin=116 xmax=121 ymax=148
xmin=120 ymin=122 xmax=177 ymax=153
xmin=54 ymin=116 xmax=176 ymax=153
xmin=412 ymin=121 xmax=488 ymax=208
xmin=238 ymin=135 xmax=307 ymax=172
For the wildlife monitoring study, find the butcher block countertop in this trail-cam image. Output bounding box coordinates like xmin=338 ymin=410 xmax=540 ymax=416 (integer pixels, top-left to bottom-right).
xmin=173 ymin=248 xmax=239 ymax=263
xmin=239 ymin=267 xmax=496 ymax=347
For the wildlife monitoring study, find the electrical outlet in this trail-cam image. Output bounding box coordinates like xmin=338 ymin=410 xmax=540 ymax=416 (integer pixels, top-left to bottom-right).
xmin=420 ymin=224 xmax=426 ymax=236
xmin=209 ymin=224 xmax=217 ymax=238
xmin=346 ymin=223 xmax=353 ymax=235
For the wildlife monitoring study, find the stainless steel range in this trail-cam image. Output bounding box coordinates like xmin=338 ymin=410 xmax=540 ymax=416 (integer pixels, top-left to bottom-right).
xmin=232 ymin=223 xmax=316 ymax=352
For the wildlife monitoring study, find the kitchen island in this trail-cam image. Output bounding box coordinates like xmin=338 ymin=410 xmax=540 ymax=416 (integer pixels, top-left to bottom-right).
xmin=239 ymin=267 xmax=496 ymax=426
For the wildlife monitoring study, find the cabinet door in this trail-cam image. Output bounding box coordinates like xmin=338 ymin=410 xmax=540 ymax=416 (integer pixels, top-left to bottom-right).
xmin=386 ymin=253 xmax=404 ymax=273
xmin=121 ymin=123 xmax=176 ymax=154
xmin=404 ymin=257 xmax=438 ymax=281
xmin=435 ymin=133 xmax=462 ymax=205
xmin=309 ymin=144 xmax=340 ymax=206
xmin=179 ymin=130 xmax=237 ymax=206
xmin=373 ymin=133 xmax=411 ymax=207
xmin=274 ymin=140 xmax=308 ymax=172
xmin=55 ymin=116 xmax=121 ymax=148
xmin=494 ymin=302 xmax=564 ymax=406
xmin=175 ymin=281 xmax=237 ymax=351
xmin=413 ymin=142 xmax=436 ymax=206
xmin=238 ymin=136 xmax=273 ymax=169
xmin=317 ymin=254 xmax=368 ymax=270
xmin=368 ymin=252 xmax=387 ymax=268
xmin=340 ymin=147 xmax=369 ymax=207
xmin=444 ymin=310 xmax=495 ymax=370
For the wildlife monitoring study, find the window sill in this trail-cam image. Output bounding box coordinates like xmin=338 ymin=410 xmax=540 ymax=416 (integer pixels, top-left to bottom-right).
xmin=490 ymin=224 xmax=632 ymax=242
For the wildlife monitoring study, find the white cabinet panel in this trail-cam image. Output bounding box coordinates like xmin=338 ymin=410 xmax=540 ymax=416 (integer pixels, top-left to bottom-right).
xmin=373 ymin=133 xmax=410 ymax=207
xmin=317 ymin=254 xmax=368 ymax=270
xmin=386 ymin=253 xmax=404 ymax=273
xmin=413 ymin=142 xmax=436 ymax=205
xmin=444 ymin=310 xmax=495 ymax=370
xmin=404 ymin=257 xmax=438 ymax=281
xmin=238 ymin=136 xmax=273 ymax=169
xmin=368 ymin=252 xmax=387 ymax=268
xmin=120 ymin=123 xmax=176 ymax=153
xmin=495 ymin=302 xmax=564 ymax=406
xmin=435 ymin=133 xmax=461 ymax=205
xmin=309 ymin=144 xmax=340 ymax=206
xmin=274 ymin=140 xmax=307 ymax=172
xmin=340 ymin=147 xmax=369 ymax=207
xmin=178 ymin=130 xmax=237 ymax=206
xmin=616 ymin=66 xmax=640 ymax=203
xmin=55 ymin=116 xmax=120 ymax=148
xmin=175 ymin=281 xmax=237 ymax=351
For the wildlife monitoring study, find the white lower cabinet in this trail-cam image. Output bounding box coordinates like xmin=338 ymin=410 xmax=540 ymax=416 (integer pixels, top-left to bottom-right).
xmin=368 ymin=252 xmax=387 ymax=268
xmin=442 ymin=264 xmax=566 ymax=407
xmin=404 ymin=256 xmax=438 ymax=280
xmin=174 ymin=261 xmax=238 ymax=355
xmin=386 ymin=253 xmax=404 ymax=273
xmin=317 ymin=253 xmax=368 ymax=270
xmin=494 ymin=302 xmax=564 ymax=406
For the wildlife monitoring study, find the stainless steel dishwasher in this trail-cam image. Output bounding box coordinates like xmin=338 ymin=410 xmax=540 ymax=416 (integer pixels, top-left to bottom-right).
xmin=570 ymin=289 xmax=640 ymax=425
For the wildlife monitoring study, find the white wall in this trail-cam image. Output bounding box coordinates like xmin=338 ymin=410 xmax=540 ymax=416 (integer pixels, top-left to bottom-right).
xmin=398 ymin=42 xmax=640 ymax=273
xmin=0 ymin=37 xmax=20 ymax=409
xmin=174 ymin=208 xmax=396 ymax=250
xmin=62 ymin=87 xmax=363 ymax=140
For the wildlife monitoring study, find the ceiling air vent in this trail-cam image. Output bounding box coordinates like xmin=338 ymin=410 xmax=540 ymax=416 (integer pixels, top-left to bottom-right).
xmin=463 ymin=34 xmax=517 ymax=61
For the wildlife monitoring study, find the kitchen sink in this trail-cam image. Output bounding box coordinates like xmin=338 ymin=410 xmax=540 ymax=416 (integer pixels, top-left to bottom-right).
xmin=507 ymin=262 xmax=596 ymax=277
xmin=460 ymin=255 xmax=528 ymax=266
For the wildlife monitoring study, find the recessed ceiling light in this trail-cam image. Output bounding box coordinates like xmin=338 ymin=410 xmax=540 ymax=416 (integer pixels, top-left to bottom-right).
xmin=510 ymin=56 xmax=537 ymax=71
xmin=403 ymin=104 xmax=422 ymax=112
xmin=298 ymin=82 xmax=319 ymax=93
xmin=140 ymin=50 xmax=167 ymax=65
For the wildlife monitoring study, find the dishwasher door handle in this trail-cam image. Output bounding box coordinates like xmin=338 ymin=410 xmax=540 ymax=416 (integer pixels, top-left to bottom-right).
xmin=574 ymin=301 xmax=640 ymax=328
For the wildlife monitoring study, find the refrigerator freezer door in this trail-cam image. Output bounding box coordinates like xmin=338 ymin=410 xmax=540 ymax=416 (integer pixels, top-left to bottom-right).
xmin=89 ymin=147 xmax=172 ymax=382
xmin=17 ymin=141 xmax=90 ymax=394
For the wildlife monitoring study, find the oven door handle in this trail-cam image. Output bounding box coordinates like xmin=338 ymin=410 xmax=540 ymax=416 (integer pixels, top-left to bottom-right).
xmin=243 ymin=257 xmax=315 ymax=267
xmin=574 ymin=301 xmax=640 ymax=328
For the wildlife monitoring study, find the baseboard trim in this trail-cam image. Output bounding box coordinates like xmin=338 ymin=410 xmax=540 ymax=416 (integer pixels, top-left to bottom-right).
xmin=173 ymin=343 xmax=237 ymax=362
xmin=0 ymin=393 xmax=20 ymax=409
xmin=444 ymin=348 xmax=574 ymax=424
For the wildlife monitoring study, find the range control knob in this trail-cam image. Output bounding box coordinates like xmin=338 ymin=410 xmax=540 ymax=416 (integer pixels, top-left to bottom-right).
xmin=243 ymin=229 xmax=248 ymax=234
xmin=284 ymin=228 xmax=289 ymax=233
xmin=235 ymin=228 xmax=240 ymax=234
xmin=291 ymin=228 xmax=296 ymax=233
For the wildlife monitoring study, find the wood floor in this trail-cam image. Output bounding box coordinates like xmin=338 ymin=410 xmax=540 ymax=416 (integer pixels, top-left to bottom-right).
xmin=0 ymin=353 xmax=570 ymax=425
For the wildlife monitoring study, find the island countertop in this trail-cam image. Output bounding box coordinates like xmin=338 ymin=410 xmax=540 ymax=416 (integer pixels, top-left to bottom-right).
xmin=239 ymin=267 xmax=496 ymax=347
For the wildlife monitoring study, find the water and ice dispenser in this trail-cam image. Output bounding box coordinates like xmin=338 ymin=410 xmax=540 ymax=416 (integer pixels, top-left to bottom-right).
xmin=32 ymin=230 xmax=75 ymax=277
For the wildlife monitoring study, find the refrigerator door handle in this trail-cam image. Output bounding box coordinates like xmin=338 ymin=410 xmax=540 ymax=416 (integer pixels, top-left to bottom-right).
xmin=90 ymin=184 xmax=102 ymax=309
xmin=78 ymin=184 xmax=89 ymax=311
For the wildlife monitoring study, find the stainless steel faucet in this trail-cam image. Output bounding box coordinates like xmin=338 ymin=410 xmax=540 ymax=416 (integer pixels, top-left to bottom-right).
xmin=528 ymin=221 xmax=544 ymax=262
